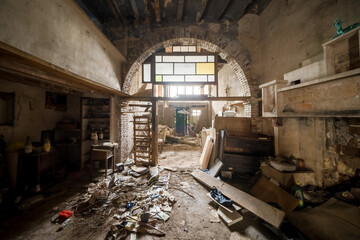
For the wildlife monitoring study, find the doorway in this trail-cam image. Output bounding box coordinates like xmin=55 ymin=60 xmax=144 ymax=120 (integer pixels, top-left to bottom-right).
xmin=175 ymin=107 xmax=189 ymax=136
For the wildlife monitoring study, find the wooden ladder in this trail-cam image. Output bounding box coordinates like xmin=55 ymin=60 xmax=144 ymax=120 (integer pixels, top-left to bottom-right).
xmin=133 ymin=115 xmax=152 ymax=165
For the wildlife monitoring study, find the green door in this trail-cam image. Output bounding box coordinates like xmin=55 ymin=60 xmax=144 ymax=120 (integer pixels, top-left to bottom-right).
xmin=175 ymin=108 xmax=188 ymax=136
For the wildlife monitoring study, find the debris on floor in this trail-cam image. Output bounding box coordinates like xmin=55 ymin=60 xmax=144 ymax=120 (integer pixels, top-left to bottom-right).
xmin=54 ymin=160 xmax=178 ymax=239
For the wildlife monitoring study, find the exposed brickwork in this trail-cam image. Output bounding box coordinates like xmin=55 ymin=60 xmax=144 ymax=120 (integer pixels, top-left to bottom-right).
xmin=114 ymin=98 xmax=133 ymax=160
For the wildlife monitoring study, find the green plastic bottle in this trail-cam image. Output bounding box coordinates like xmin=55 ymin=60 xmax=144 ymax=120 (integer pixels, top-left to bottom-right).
xmin=291 ymin=181 xmax=305 ymax=208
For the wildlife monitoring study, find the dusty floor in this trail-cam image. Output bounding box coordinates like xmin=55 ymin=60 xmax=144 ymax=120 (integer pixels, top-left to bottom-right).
xmin=0 ymin=143 xmax=280 ymax=240
xmin=158 ymin=143 xmax=201 ymax=169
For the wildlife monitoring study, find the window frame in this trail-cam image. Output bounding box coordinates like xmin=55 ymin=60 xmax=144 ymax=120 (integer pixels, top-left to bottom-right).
xmin=142 ymin=52 xmax=218 ymax=85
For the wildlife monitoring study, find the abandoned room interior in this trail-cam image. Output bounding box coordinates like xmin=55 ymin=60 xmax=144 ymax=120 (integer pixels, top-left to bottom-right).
xmin=0 ymin=0 xmax=360 ymax=239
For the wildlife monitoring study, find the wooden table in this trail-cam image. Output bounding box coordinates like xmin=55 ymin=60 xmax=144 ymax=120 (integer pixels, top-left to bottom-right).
xmin=17 ymin=150 xmax=55 ymax=191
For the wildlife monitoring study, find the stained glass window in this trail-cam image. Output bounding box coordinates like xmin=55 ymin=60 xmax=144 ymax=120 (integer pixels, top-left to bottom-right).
xmin=153 ymin=54 xmax=216 ymax=83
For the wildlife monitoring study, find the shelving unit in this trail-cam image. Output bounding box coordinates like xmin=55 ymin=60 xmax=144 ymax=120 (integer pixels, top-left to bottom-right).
xmin=80 ymin=97 xmax=111 ymax=170
xmin=133 ymin=115 xmax=152 ymax=165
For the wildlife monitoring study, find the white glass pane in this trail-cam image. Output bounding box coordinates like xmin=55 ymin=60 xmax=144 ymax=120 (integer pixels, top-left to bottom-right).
xmin=185 ymin=75 xmax=208 ymax=82
xmin=163 ymin=75 xmax=184 ymax=82
xmin=174 ymin=63 xmax=195 ymax=74
xmin=189 ymin=46 xmax=196 ymax=52
xmin=185 ymin=55 xmax=207 ymax=62
xmin=186 ymin=86 xmax=193 ymax=95
xmin=143 ymin=64 xmax=151 ymax=82
xmin=204 ymin=85 xmax=209 ymax=95
xmin=173 ymin=46 xmax=181 ymax=52
xmin=208 ymin=55 xmax=215 ymax=62
xmin=169 ymin=86 xmax=177 ymax=97
xmin=208 ymin=75 xmax=215 ymax=82
xmin=194 ymin=86 xmax=201 ymax=95
xmin=155 ymin=56 xmax=162 ymax=62
xmin=155 ymin=63 xmax=173 ymax=74
xmin=178 ymin=86 xmax=185 ymax=95
xmin=192 ymin=109 xmax=201 ymax=116
xmin=180 ymin=46 xmax=189 ymax=52
xmin=163 ymin=56 xmax=184 ymax=62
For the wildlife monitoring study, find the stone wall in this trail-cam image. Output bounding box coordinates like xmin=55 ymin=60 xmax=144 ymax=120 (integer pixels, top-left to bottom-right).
xmin=323 ymin=118 xmax=360 ymax=187
xmin=259 ymin=0 xmax=360 ymax=84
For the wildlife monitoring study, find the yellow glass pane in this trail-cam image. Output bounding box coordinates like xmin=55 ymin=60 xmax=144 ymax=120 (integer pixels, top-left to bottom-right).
xmin=156 ymin=75 xmax=163 ymax=82
xmin=196 ymin=63 xmax=214 ymax=75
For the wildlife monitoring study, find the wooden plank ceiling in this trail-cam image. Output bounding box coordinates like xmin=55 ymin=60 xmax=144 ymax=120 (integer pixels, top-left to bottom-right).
xmin=75 ymin=0 xmax=272 ymax=33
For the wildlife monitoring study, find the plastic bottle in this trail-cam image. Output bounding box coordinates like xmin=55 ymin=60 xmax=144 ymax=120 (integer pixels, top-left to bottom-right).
xmin=291 ymin=181 xmax=305 ymax=208
xmin=43 ymin=136 xmax=51 ymax=152
xmin=91 ymin=129 xmax=98 ymax=145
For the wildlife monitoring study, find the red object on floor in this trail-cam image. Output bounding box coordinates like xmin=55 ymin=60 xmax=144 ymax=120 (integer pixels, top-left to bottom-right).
xmin=59 ymin=210 xmax=73 ymax=219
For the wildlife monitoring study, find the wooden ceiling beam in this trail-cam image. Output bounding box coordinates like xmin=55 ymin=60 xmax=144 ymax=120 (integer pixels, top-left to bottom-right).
xmin=106 ymin=0 xmax=125 ymax=25
xmin=177 ymin=0 xmax=185 ymax=21
xmin=130 ymin=0 xmax=140 ymax=21
xmin=217 ymin=0 xmax=231 ymax=20
xmin=196 ymin=0 xmax=208 ymax=23
xmin=236 ymin=0 xmax=252 ymax=21
xmin=154 ymin=0 xmax=161 ymax=23
xmin=144 ymin=0 xmax=151 ymax=25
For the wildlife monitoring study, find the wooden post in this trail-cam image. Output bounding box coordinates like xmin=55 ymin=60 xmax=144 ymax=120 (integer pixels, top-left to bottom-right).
xmin=151 ymin=100 xmax=158 ymax=165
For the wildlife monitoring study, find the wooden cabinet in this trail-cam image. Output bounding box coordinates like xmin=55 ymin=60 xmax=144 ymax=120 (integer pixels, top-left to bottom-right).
xmin=259 ymin=80 xmax=287 ymax=117
xmin=80 ymin=97 xmax=112 ymax=170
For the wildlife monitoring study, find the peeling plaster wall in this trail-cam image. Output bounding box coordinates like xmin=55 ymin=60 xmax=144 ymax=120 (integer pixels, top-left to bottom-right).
xmin=0 ymin=0 xmax=124 ymax=90
xmin=0 ymin=79 xmax=80 ymax=144
xmin=259 ymin=0 xmax=360 ymax=84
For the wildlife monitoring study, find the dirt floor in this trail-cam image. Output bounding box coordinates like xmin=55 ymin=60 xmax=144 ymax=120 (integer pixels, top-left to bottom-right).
xmin=158 ymin=143 xmax=202 ymax=169
xmin=0 ymin=143 xmax=280 ymax=240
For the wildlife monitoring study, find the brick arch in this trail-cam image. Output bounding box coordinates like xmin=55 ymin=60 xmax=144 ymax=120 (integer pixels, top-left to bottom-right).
xmin=122 ymin=33 xmax=254 ymax=97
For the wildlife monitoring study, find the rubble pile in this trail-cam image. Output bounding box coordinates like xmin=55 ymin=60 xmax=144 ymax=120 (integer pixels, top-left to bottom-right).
xmin=58 ymin=160 xmax=177 ymax=239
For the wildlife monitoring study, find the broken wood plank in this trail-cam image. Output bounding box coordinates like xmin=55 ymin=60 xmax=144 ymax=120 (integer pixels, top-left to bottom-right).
xmin=208 ymin=158 xmax=223 ymax=177
xmin=191 ymin=169 xmax=285 ymax=228
xmin=250 ymin=176 xmax=299 ymax=215
xmin=199 ymin=136 xmax=214 ymax=169
xmin=217 ymin=205 xmax=243 ymax=226
xmin=207 ymin=192 xmax=234 ymax=213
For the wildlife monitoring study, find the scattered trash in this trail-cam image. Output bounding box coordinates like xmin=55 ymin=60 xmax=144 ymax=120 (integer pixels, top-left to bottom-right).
xmin=156 ymin=211 xmax=170 ymax=222
xmin=116 ymin=163 xmax=125 ymax=172
xmin=57 ymin=218 xmax=71 ymax=231
xmin=59 ymin=210 xmax=73 ymax=219
xmin=126 ymin=201 xmax=134 ymax=209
